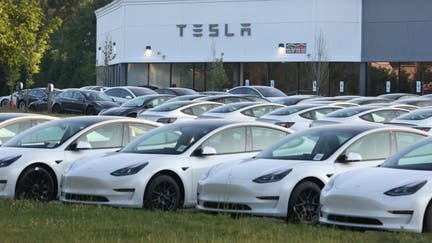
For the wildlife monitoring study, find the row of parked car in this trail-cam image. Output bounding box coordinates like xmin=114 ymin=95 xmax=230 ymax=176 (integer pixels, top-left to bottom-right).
xmin=1 ymin=86 xmax=432 ymax=233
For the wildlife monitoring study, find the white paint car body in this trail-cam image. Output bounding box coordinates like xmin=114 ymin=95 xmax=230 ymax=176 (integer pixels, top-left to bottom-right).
xmin=257 ymin=104 xmax=342 ymax=131
xmin=0 ymin=116 xmax=160 ymax=200
xmin=196 ymin=125 xmax=428 ymax=222
xmin=198 ymin=102 xmax=285 ymax=121
xmin=138 ymin=101 xmax=222 ymax=124
xmin=311 ymin=106 xmax=409 ymax=127
xmin=60 ymin=120 xmax=293 ymax=209
xmin=320 ymin=138 xmax=432 ymax=232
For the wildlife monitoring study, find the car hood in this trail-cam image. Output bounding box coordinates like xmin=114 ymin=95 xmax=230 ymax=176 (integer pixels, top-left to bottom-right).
xmin=100 ymin=106 xmax=135 ymax=115
xmin=333 ymin=167 xmax=432 ymax=192
xmin=210 ymin=158 xmax=312 ymax=180
xmin=66 ymin=152 xmax=173 ymax=174
xmin=94 ymin=101 xmax=119 ymax=107
xmin=0 ymin=147 xmax=63 ymax=165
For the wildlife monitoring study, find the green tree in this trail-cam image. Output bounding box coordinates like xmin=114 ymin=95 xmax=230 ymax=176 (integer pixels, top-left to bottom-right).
xmin=207 ymin=55 xmax=229 ymax=91
xmin=0 ymin=0 xmax=61 ymax=94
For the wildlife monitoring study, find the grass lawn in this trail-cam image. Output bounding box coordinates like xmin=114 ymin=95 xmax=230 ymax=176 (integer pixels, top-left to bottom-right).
xmin=0 ymin=200 xmax=430 ymax=242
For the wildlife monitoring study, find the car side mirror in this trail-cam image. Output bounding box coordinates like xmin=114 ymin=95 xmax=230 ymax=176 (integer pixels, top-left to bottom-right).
xmin=194 ymin=146 xmax=217 ymax=156
xmin=75 ymin=141 xmax=92 ymax=150
xmin=338 ymin=152 xmax=362 ymax=163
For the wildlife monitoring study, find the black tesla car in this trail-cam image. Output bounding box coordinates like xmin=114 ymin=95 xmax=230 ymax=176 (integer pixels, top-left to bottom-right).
xmin=99 ymin=94 xmax=174 ymax=117
xmin=51 ymin=89 xmax=119 ymax=115
xmin=16 ymin=88 xmax=62 ymax=110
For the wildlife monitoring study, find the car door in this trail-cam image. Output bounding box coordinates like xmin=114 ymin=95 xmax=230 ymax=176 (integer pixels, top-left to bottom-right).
xmin=71 ymin=92 xmax=86 ymax=113
xmin=59 ymin=91 xmax=75 ymax=112
xmin=63 ymin=123 xmax=126 ymax=168
xmin=334 ymin=131 xmax=391 ymax=174
xmin=186 ymin=127 xmax=253 ymax=201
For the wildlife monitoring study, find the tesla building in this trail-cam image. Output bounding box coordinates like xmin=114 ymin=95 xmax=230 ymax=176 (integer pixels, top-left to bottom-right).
xmin=96 ymin=0 xmax=432 ymax=95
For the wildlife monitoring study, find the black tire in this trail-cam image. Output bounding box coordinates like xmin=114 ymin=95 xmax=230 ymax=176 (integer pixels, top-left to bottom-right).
xmin=144 ymin=175 xmax=181 ymax=211
xmin=15 ymin=166 xmax=56 ymax=201
xmin=85 ymin=106 xmax=96 ymax=115
xmin=18 ymin=101 xmax=26 ymax=110
xmin=423 ymin=201 xmax=432 ymax=232
xmin=52 ymin=104 xmax=61 ymax=113
xmin=287 ymin=181 xmax=321 ymax=224
xmin=28 ymin=104 xmax=36 ymax=111
xmin=1 ymin=99 xmax=8 ymax=108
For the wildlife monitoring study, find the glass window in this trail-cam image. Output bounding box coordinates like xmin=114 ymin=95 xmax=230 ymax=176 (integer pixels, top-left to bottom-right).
xmin=194 ymin=64 xmax=206 ymax=91
xmin=395 ymin=132 xmax=426 ymax=151
xmin=172 ymin=64 xmax=193 ymax=89
xmin=300 ymin=108 xmax=341 ymax=120
xmin=182 ymin=104 xmax=220 ymax=116
xmin=244 ymin=63 xmax=268 ymax=86
xmin=61 ymin=91 xmax=74 ymax=99
xmin=329 ymin=63 xmax=359 ymax=96
xmin=72 ymin=92 xmax=84 ymax=100
xmin=326 ymin=107 xmax=373 ymax=118
xmin=201 ymin=127 xmax=246 ymax=154
xmin=76 ymin=123 xmax=123 ymax=149
xmin=367 ymin=62 xmax=398 ymax=96
xmin=344 ymin=132 xmax=391 ymax=161
xmin=127 ymin=124 xmax=155 ymax=142
xmin=242 ymin=105 xmax=281 ymax=118
xmin=251 ymin=126 xmax=287 ymax=151
xmin=382 ymin=141 xmax=432 ymax=170
xmin=269 ymin=63 xmax=298 ymax=94
xmin=360 ymin=110 xmax=399 ymax=123
xmin=0 ymin=121 xmax=33 ymax=144
xmin=397 ymin=109 xmax=432 ymax=120
xmin=127 ymin=63 xmax=148 ymax=86
xmin=149 ymin=64 xmax=170 ymax=88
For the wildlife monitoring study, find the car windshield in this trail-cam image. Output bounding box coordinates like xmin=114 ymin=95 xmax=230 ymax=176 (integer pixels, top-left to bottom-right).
xmin=122 ymin=96 xmax=152 ymax=107
xmin=121 ymin=123 xmax=220 ymax=154
xmin=257 ymin=129 xmax=361 ymax=161
xmin=150 ymin=102 xmax=191 ymax=112
xmin=326 ymin=107 xmax=373 ymax=118
xmin=268 ymin=105 xmax=314 ymax=116
xmin=4 ymin=120 xmax=92 ymax=149
xmin=84 ymin=92 xmax=112 ymax=101
xmin=397 ymin=110 xmax=432 ymax=120
xmin=255 ymin=87 xmax=286 ymax=97
xmin=382 ymin=140 xmax=432 ymax=170
xmin=207 ymin=103 xmax=254 ymax=113
xmin=129 ymin=87 xmax=156 ymax=96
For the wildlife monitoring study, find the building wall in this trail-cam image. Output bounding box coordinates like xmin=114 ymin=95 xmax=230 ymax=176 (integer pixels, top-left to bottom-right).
xmin=362 ymin=0 xmax=432 ymax=62
xmin=96 ymin=0 xmax=362 ymax=65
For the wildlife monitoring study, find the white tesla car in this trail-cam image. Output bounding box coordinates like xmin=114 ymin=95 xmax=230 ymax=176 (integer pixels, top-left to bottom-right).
xmin=311 ymin=106 xmax=409 ymax=127
xmin=60 ymin=120 xmax=293 ymax=210
xmin=320 ymin=137 xmax=432 ymax=233
xmin=137 ymin=101 xmax=222 ymax=124
xmin=389 ymin=108 xmax=432 ymax=134
xmin=257 ymin=104 xmax=342 ymax=130
xmin=198 ymin=102 xmax=284 ymax=121
xmin=196 ymin=125 xmax=428 ymax=223
xmin=0 ymin=116 xmax=160 ymax=201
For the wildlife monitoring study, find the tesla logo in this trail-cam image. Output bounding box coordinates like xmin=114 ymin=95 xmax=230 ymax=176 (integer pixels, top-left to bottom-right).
xmin=176 ymin=23 xmax=252 ymax=37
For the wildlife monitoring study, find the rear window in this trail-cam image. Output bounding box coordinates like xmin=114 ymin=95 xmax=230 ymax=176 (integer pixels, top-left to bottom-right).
xmin=326 ymin=107 xmax=373 ymax=118
xmin=397 ymin=110 xmax=432 ymax=120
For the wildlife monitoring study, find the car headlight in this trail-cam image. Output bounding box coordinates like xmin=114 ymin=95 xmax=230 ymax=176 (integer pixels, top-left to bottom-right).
xmin=384 ymin=180 xmax=427 ymax=196
xmin=252 ymin=168 xmax=292 ymax=183
xmin=110 ymin=162 xmax=149 ymax=176
xmin=0 ymin=155 xmax=22 ymax=168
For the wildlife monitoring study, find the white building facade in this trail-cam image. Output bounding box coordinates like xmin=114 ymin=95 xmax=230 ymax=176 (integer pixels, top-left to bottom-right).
xmin=96 ymin=0 xmax=432 ymax=95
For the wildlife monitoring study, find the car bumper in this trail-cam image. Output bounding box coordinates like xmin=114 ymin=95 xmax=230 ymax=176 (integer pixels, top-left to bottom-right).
xmin=196 ymin=178 xmax=293 ymax=218
xmin=59 ymin=174 xmax=144 ymax=208
xmin=319 ymin=189 xmax=429 ymax=233
xmin=0 ymin=168 xmax=19 ymax=198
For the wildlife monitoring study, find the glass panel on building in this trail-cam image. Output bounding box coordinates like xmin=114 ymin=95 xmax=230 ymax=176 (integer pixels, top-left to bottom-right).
xmin=149 ymin=64 xmax=170 ymax=88
xmin=194 ymin=64 xmax=206 ymax=91
xmin=243 ymin=63 xmax=268 ymax=86
xmin=367 ymin=62 xmax=398 ymax=96
xmin=330 ymin=63 xmax=359 ymax=96
xmin=172 ymin=63 xmax=193 ymax=88
xmin=127 ymin=64 xmax=149 ymax=86
xmin=299 ymin=63 xmax=313 ymax=94
xmin=268 ymin=63 xmax=298 ymax=95
xmin=399 ymin=62 xmax=418 ymax=93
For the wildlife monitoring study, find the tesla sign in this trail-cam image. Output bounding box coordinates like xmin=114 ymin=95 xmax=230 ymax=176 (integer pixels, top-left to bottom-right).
xmin=176 ymin=23 xmax=252 ymax=37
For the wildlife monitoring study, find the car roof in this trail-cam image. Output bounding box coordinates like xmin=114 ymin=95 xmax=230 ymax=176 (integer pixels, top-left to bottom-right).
xmin=0 ymin=113 xmax=44 ymax=122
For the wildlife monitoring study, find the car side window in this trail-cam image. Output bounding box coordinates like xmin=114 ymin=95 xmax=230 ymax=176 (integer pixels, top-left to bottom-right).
xmin=182 ymin=104 xmax=219 ymax=116
xmin=344 ymin=132 xmax=391 ymax=161
xmin=246 ymin=89 xmax=260 ymax=96
xmin=201 ymin=127 xmax=246 ymax=154
xmin=61 ymin=91 xmax=74 ymax=99
xmin=251 ymin=126 xmax=287 ymax=151
xmin=230 ymin=87 xmax=246 ymax=94
xmin=127 ymin=124 xmax=155 ymax=142
xmin=395 ymin=132 xmax=426 ymax=151
xmin=73 ymin=92 xmax=85 ymax=100
xmin=360 ymin=110 xmax=398 ymax=123
xmin=0 ymin=121 xmax=33 ymax=144
xmin=300 ymin=108 xmax=340 ymax=120
xmin=76 ymin=123 xmax=124 ymax=149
